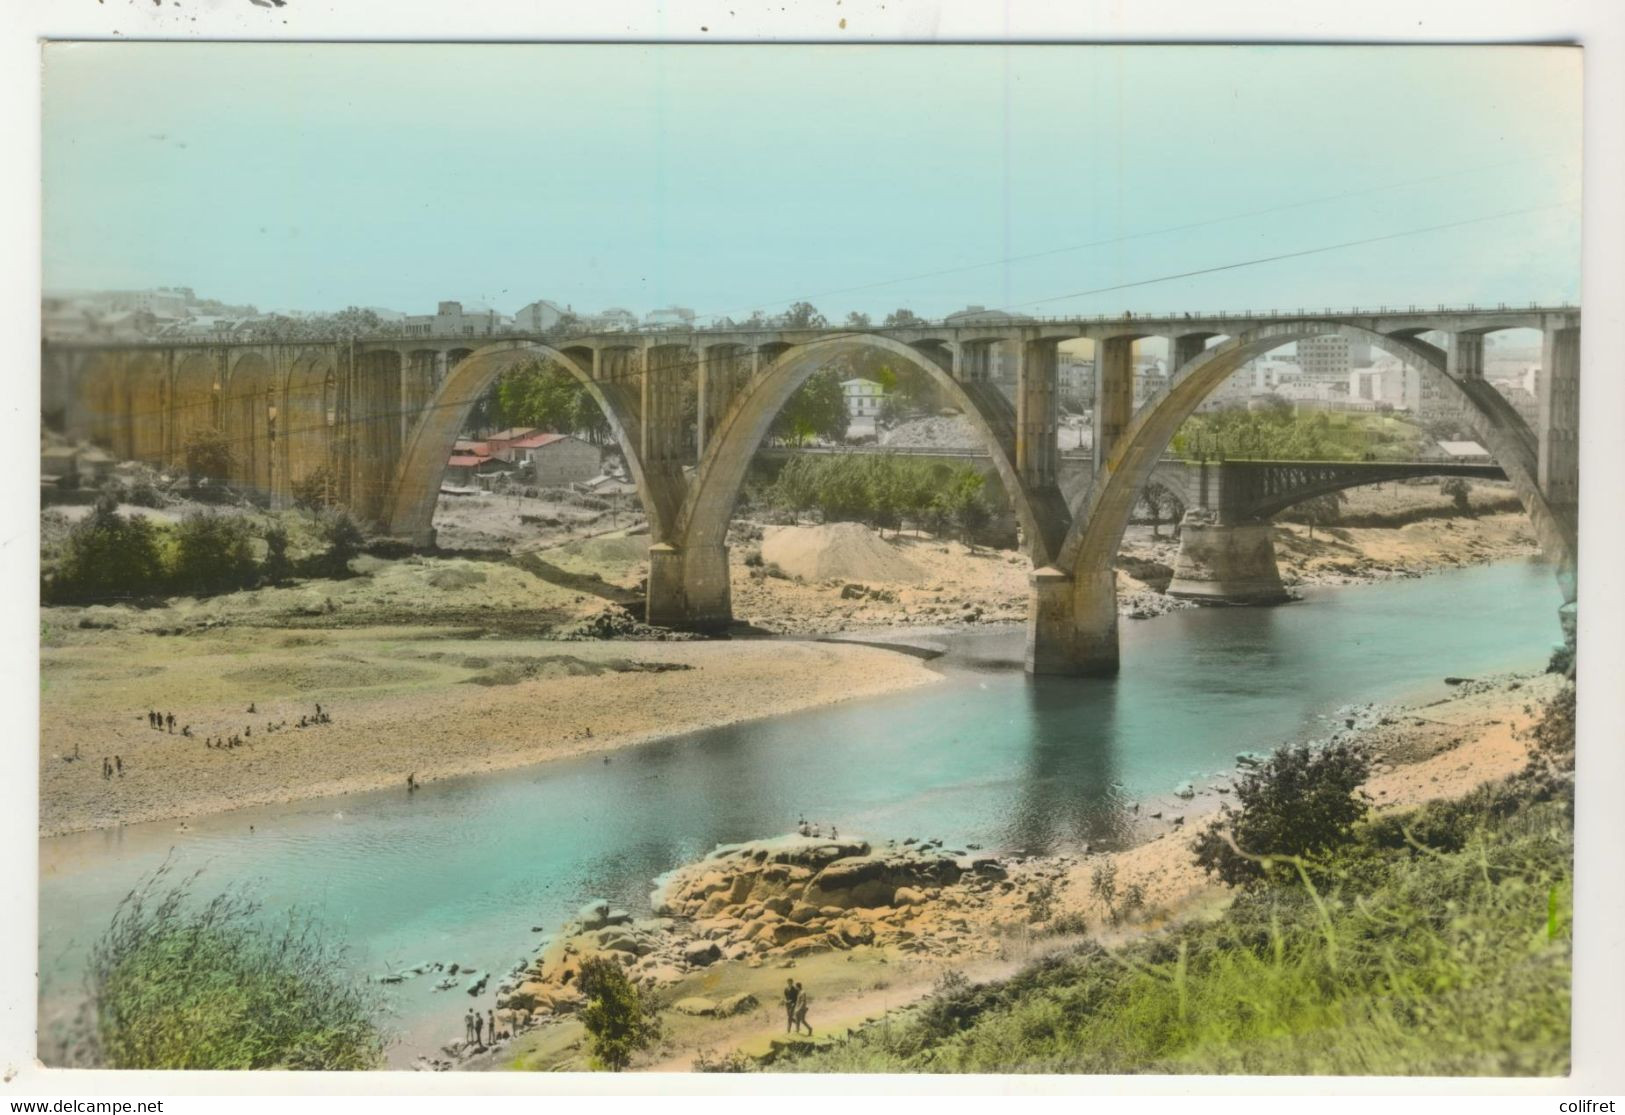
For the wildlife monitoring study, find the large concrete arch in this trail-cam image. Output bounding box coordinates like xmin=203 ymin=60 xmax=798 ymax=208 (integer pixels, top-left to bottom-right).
xmin=224 ymin=352 xmax=276 ymax=495
xmin=281 ymin=352 xmax=337 ymax=503
xmin=682 ymin=333 xmax=1050 ymax=554
xmin=126 ymin=353 xmax=167 ymax=464
xmin=170 ymin=353 xmax=218 ymax=469
xmin=381 ymin=339 xmax=650 ymax=546
xmin=650 ymin=332 xmax=1060 ymax=629
xmin=1034 ymin=320 xmax=1571 ymax=675
xmin=81 ymin=354 xmax=130 ymax=459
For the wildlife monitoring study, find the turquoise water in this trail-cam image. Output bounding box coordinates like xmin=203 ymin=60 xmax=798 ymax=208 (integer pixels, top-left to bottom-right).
xmin=38 ymin=560 xmax=1563 ymax=1065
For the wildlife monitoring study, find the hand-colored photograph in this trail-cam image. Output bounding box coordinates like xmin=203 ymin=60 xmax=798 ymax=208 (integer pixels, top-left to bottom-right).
xmin=36 ymin=42 xmax=1580 ymax=1075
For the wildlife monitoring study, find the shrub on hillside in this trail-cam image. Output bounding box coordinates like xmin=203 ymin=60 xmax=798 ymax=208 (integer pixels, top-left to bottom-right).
xmin=169 ymin=511 xmax=258 ymax=596
xmin=46 ymin=494 xmax=166 ymax=603
xmin=576 ymin=954 xmax=659 ymax=1071
xmin=182 ymin=428 xmax=233 ymax=490
xmin=1192 ymin=741 xmax=1372 ymax=886
xmin=290 ymin=464 xmax=337 ymax=511
xmin=300 ymin=509 xmax=366 ymax=578
xmin=261 ymin=524 xmax=294 ymax=586
xmin=86 ymin=868 xmax=388 ymax=1069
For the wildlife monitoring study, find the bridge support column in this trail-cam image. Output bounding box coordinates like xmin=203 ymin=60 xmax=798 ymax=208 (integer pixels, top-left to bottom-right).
xmin=1538 ymin=325 xmax=1579 ymax=594
xmin=1017 ymin=340 xmax=1060 ymax=489
xmin=646 ymin=543 xmax=732 ymax=631
xmin=1166 ymin=515 xmax=1291 ymax=604
xmin=1026 ymin=566 xmax=1118 ymax=676
xmin=1093 ymin=337 xmax=1134 ymax=470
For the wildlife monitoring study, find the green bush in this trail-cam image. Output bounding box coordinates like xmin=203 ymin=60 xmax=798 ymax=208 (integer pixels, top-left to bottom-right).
xmin=183 ymin=428 xmax=234 ymax=490
xmin=261 ymin=524 xmax=295 ymax=586
xmin=576 ymin=954 xmax=659 ymax=1071
xmin=300 ymin=509 xmax=366 ymax=578
xmin=1192 ymin=741 xmax=1372 ymax=887
xmin=169 ymin=511 xmax=258 ymax=596
xmin=87 ymin=868 xmax=388 ymax=1070
xmin=290 ymin=464 xmax=337 ymax=511
xmin=46 ymin=494 xmax=166 ymax=603
xmin=767 ymin=453 xmax=990 ymax=540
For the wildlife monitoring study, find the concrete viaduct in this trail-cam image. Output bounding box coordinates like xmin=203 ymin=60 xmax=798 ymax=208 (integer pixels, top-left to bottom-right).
xmin=42 ymin=304 xmax=1580 ymax=676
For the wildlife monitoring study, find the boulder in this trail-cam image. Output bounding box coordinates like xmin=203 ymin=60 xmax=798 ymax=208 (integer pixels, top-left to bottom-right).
xmin=576 ymin=898 xmax=612 ymax=929
xmin=682 ymin=941 xmax=722 ymax=967
xmin=714 ymin=992 xmax=759 ymax=1017
xmin=672 ymin=996 xmax=719 ymax=1017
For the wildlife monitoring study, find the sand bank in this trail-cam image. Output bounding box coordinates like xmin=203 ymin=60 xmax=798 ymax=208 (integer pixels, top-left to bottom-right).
xmin=38 ymin=626 xmax=940 ymax=837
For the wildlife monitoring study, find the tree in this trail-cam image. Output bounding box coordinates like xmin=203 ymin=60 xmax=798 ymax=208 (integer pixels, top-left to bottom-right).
xmin=781 ymin=302 xmax=828 ymax=329
xmin=261 ymin=525 xmax=294 ymax=586
xmin=291 ymin=464 xmax=337 ymax=511
xmin=883 ymin=308 xmax=923 ymax=327
xmin=309 ymin=509 xmax=365 ymax=578
xmin=47 ymin=493 xmax=165 ymax=603
xmin=183 ymin=428 xmax=233 ymax=490
xmin=1192 ymin=742 xmax=1372 ymax=887
xmin=844 ymin=311 xmax=872 ymax=329
xmin=1138 ymin=482 xmax=1186 ymax=538
xmin=576 ymin=955 xmax=659 ymax=1071
xmin=1293 ymin=491 xmax=1347 ymax=541
xmin=936 ymin=469 xmax=991 ymax=545
xmin=169 ymin=511 xmax=258 ymax=596
xmin=1440 ymin=476 xmax=1473 ymax=515
xmin=770 ymin=369 xmax=849 ymax=445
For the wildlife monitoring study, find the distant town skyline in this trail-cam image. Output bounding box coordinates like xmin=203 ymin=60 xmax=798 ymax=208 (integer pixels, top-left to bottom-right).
xmin=42 ymin=44 xmax=1581 ymax=320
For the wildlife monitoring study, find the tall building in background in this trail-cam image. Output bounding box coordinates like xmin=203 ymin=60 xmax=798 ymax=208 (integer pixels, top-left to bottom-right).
xmin=1297 ymin=335 xmax=1352 ymax=385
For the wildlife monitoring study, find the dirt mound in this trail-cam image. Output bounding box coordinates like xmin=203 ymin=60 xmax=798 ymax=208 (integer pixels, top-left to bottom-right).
xmin=760 ymin=523 xmax=925 ymax=584
xmin=879 ymin=414 xmax=982 ymax=449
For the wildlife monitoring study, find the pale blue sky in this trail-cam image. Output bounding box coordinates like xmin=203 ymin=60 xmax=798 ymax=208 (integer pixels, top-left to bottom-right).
xmin=41 ymin=43 xmax=1582 ymax=319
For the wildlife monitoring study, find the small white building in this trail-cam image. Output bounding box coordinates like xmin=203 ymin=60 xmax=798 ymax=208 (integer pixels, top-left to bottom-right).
xmin=507 ymin=432 xmax=601 ymax=486
xmin=1435 ymin=440 xmax=1492 ymax=464
xmin=512 ymin=300 xmax=570 ymax=332
xmin=841 ymin=377 xmax=887 ymax=418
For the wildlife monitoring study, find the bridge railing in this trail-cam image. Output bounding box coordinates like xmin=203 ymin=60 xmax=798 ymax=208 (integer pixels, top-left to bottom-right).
xmin=43 ymin=303 xmax=1580 ymax=349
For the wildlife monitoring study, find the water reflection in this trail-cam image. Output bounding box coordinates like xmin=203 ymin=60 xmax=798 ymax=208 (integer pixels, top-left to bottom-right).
xmin=1007 ymin=676 xmax=1129 ymax=852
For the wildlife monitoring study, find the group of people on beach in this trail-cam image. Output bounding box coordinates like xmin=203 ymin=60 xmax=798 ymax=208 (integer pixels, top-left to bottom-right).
xmin=797 ymin=815 xmax=837 ymax=840
xmin=100 ymin=755 xmax=122 ymax=779
xmin=782 ymin=978 xmax=814 ymax=1036
xmin=463 ymin=1007 xmax=506 ymax=1049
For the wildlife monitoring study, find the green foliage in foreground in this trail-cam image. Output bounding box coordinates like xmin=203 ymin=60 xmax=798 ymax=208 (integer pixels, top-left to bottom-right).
xmin=779 ymin=690 xmax=1575 ymax=1077
xmin=577 ymin=954 xmax=661 ymax=1071
xmin=87 ymin=868 xmax=389 ymax=1070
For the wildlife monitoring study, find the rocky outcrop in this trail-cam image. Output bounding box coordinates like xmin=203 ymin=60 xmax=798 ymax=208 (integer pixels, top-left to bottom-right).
xmin=496 ymin=832 xmax=1076 ymax=1030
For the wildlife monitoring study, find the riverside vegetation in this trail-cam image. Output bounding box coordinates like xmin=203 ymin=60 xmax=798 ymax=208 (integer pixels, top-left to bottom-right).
xmin=767 ymin=682 xmax=1575 ymax=1076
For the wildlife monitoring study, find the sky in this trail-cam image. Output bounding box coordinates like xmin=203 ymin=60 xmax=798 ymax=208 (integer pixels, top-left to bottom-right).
xmin=40 ymin=43 xmax=1583 ymax=321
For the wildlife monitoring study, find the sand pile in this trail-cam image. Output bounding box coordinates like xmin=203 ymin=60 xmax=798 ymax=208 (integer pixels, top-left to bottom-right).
xmin=761 ymin=523 xmax=925 ymax=584
xmin=879 ymin=414 xmax=983 ymax=449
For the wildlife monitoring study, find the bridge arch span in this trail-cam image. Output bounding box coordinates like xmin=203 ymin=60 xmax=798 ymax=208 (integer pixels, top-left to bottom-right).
xmin=381 ymin=339 xmax=654 ymax=547
xmin=650 ymin=332 xmax=1060 ymax=629
xmin=1035 ymin=319 xmax=1572 ymax=675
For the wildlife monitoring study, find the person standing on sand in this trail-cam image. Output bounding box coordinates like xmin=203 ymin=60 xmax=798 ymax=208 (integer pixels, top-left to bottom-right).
xmin=793 ymin=985 xmax=813 ymax=1036
xmin=464 ymin=1008 xmax=475 ymax=1044
xmin=473 ymin=1010 xmax=484 ymax=1047
xmin=115 ymin=755 xmax=123 ymax=777
xmin=487 ymin=1009 xmax=497 ymax=1044
xmin=101 ymin=757 xmax=110 ymax=780
xmin=783 ymin=978 xmax=799 ymax=1032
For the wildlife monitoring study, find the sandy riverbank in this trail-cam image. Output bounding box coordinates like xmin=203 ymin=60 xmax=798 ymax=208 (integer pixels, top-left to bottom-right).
xmin=37 ymin=627 xmax=941 ymax=837
xmin=472 ymin=666 xmax=1565 ymax=1072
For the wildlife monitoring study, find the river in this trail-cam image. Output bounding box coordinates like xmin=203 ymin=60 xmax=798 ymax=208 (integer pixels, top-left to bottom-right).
xmin=38 ymin=559 xmax=1563 ymax=1065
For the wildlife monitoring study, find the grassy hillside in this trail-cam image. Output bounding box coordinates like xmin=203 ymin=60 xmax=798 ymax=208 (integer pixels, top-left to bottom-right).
xmin=776 ymin=689 xmax=1575 ymax=1076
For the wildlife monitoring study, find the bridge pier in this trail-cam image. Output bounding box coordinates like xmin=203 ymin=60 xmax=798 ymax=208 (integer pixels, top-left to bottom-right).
xmin=1165 ymin=514 xmax=1291 ymax=604
xmin=646 ymin=542 xmax=732 ymax=632
xmin=1026 ymin=566 xmax=1119 ymax=676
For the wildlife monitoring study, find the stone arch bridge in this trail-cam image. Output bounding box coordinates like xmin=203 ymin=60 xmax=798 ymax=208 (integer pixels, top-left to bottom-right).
xmin=43 ymin=304 xmax=1579 ymax=675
